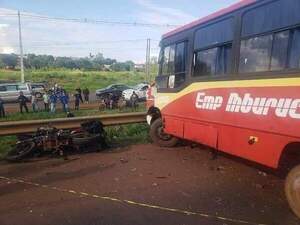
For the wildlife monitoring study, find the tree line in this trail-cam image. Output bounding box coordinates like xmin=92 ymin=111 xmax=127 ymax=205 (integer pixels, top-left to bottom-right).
xmin=0 ymin=53 xmax=136 ymax=71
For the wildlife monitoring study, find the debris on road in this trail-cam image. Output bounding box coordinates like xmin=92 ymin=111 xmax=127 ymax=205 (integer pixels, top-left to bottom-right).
xmin=258 ymin=171 xmax=268 ymax=177
xmin=120 ymin=158 xmax=129 ymax=164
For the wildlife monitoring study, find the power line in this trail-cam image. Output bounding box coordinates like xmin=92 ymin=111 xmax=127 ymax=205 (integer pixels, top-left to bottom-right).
xmin=0 ymin=13 xmax=18 ymax=17
xmin=27 ymin=39 xmax=161 ymax=44
xmin=0 ymin=12 xmax=179 ymax=28
xmin=21 ymin=46 xmax=160 ymax=50
xmin=0 ymin=39 xmax=160 ymax=48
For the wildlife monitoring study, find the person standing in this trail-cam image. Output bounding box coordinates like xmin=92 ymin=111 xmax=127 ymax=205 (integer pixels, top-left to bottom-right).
xmin=75 ymin=87 xmax=83 ymax=103
xmin=74 ymin=90 xmax=81 ymax=110
xmin=18 ymin=91 xmax=29 ymax=113
xmin=0 ymin=97 xmax=5 ymax=117
xmin=43 ymin=91 xmax=50 ymax=111
xmin=31 ymin=92 xmax=39 ymax=112
xmin=130 ymin=91 xmax=139 ymax=111
xmin=54 ymin=83 xmax=59 ymax=93
xmin=49 ymin=91 xmax=57 ymax=113
xmin=83 ymin=87 xmax=90 ymax=104
xmin=61 ymin=91 xmax=70 ymax=112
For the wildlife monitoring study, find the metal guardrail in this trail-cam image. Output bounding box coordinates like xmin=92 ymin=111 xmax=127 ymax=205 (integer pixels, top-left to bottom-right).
xmin=0 ymin=112 xmax=147 ymax=136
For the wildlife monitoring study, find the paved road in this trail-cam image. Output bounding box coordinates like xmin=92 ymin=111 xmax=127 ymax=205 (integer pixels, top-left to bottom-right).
xmin=0 ymin=144 xmax=299 ymax=225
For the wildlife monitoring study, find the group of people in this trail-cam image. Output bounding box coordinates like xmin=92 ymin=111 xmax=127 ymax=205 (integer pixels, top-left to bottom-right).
xmin=99 ymin=91 xmax=139 ymax=111
xmin=38 ymin=85 xmax=90 ymax=113
xmin=0 ymin=84 xmax=141 ymax=118
xmin=0 ymin=84 xmax=90 ymax=118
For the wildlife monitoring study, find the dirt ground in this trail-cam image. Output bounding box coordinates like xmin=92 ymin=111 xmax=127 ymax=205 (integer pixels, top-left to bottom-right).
xmin=0 ymin=144 xmax=299 ymax=225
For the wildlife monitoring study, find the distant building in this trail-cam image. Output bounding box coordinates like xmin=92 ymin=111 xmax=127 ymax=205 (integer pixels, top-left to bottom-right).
xmin=103 ymin=64 xmax=112 ymax=71
xmin=134 ymin=64 xmax=145 ymax=72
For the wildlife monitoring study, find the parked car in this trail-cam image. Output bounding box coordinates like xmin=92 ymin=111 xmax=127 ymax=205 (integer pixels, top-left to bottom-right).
xmin=95 ymin=84 xmax=131 ymax=99
xmin=30 ymin=82 xmax=47 ymax=98
xmin=0 ymin=82 xmax=46 ymax=103
xmin=122 ymin=83 xmax=149 ymax=102
xmin=0 ymin=83 xmax=32 ymax=103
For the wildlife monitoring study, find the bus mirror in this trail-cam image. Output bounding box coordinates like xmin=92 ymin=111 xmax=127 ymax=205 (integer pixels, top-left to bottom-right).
xmin=168 ymin=75 xmax=175 ymax=89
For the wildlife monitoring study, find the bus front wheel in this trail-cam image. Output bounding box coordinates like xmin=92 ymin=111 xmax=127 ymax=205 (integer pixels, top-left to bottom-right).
xmin=150 ymin=118 xmax=178 ymax=147
xmin=285 ymin=164 xmax=300 ymax=218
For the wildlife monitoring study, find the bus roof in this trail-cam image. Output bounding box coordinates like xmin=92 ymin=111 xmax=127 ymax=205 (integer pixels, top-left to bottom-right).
xmin=162 ymin=0 xmax=257 ymax=39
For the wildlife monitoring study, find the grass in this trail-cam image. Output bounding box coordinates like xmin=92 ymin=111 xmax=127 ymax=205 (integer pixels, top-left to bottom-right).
xmin=0 ymin=136 xmax=17 ymax=159
xmin=0 ymin=124 xmax=150 ymax=159
xmin=0 ymin=69 xmax=151 ymax=92
xmin=106 ymin=123 xmax=150 ymax=146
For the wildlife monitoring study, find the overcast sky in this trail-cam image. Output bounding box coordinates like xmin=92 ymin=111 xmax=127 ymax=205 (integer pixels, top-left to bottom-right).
xmin=0 ymin=0 xmax=238 ymax=63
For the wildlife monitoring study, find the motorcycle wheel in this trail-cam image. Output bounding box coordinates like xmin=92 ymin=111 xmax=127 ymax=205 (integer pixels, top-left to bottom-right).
xmin=5 ymin=141 xmax=36 ymax=162
xmin=72 ymin=132 xmax=101 ymax=146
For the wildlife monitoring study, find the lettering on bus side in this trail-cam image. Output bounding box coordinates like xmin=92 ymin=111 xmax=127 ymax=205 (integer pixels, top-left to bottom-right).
xmin=195 ymin=92 xmax=223 ymax=110
xmin=195 ymin=92 xmax=300 ymax=119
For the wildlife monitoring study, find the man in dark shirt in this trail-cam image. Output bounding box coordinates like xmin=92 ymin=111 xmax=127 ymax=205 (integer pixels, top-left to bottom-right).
xmin=130 ymin=91 xmax=139 ymax=111
xmin=18 ymin=91 xmax=29 ymax=113
xmin=0 ymin=97 xmax=5 ymax=117
xmin=75 ymin=87 xmax=83 ymax=103
xmin=74 ymin=91 xmax=82 ymax=110
xmin=83 ymin=87 xmax=90 ymax=104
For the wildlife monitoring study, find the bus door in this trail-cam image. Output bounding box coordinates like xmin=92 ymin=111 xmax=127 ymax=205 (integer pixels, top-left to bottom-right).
xmin=156 ymin=41 xmax=188 ymax=138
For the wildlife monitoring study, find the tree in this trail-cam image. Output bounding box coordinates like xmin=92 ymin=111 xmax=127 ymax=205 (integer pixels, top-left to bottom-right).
xmin=92 ymin=53 xmax=105 ymax=70
xmin=0 ymin=53 xmax=136 ymax=72
xmin=150 ymin=56 xmax=158 ymax=74
xmin=76 ymin=58 xmax=93 ymax=70
xmin=0 ymin=58 xmax=5 ymax=68
xmin=0 ymin=54 xmax=18 ymax=69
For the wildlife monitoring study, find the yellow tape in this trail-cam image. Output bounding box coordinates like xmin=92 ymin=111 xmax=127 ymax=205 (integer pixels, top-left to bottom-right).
xmin=0 ymin=176 xmax=268 ymax=225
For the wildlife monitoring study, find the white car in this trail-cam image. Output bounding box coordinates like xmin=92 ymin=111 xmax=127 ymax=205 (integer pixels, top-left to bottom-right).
xmin=122 ymin=83 xmax=149 ymax=102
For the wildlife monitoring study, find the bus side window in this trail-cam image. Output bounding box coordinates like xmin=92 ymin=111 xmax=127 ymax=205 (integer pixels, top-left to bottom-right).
xmin=194 ymin=44 xmax=232 ymax=77
xmin=162 ymin=46 xmax=171 ymax=75
xmin=239 ymin=35 xmax=273 ymax=73
xmin=173 ymin=42 xmax=186 ymax=87
xmin=194 ymin=48 xmax=218 ymax=76
xmin=193 ymin=17 xmax=234 ymax=77
xmin=175 ymin=42 xmax=186 ymax=73
xmin=239 ymin=0 xmax=300 ymax=74
xmin=289 ymin=28 xmax=300 ymax=69
xmin=161 ymin=44 xmax=181 ymax=76
xmin=168 ymin=45 xmax=175 ymax=75
xmin=271 ymin=31 xmax=289 ymax=71
xmin=158 ymin=41 xmax=187 ymax=89
xmin=239 ymin=29 xmax=300 ymax=73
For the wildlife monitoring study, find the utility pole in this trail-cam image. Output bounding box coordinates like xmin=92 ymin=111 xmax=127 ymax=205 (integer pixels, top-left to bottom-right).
xmin=145 ymin=39 xmax=148 ymax=82
xmin=145 ymin=38 xmax=151 ymax=82
xmin=18 ymin=11 xmax=25 ymax=83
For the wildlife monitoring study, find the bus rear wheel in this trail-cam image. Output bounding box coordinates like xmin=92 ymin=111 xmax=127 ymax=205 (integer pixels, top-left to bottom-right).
xmin=150 ymin=118 xmax=178 ymax=147
xmin=285 ymin=164 xmax=300 ymax=218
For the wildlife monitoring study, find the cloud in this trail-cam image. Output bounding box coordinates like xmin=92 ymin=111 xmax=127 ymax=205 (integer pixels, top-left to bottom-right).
xmin=0 ymin=24 xmax=9 ymax=28
xmin=0 ymin=8 xmax=17 ymax=54
xmin=0 ymin=7 xmax=162 ymax=62
xmin=134 ymin=0 xmax=196 ymax=25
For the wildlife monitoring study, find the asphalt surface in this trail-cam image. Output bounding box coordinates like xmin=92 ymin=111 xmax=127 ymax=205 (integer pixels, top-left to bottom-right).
xmin=0 ymin=144 xmax=299 ymax=225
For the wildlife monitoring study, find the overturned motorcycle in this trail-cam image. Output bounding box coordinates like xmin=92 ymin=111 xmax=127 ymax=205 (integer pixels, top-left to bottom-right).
xmin=5 ymin=120 xmax=108 ymax=162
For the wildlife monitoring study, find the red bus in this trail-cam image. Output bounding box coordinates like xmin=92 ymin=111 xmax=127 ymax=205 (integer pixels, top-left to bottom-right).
xmin=146 ymin=0 xmax=300 ymax=218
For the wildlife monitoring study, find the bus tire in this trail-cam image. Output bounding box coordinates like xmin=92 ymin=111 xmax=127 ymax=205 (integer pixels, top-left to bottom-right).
xmin=150 ymin=118 xmax=178 ymax=147
xmin=285 ymin=164 xmax=300 ymax=218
